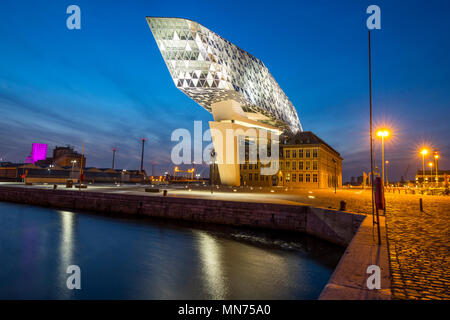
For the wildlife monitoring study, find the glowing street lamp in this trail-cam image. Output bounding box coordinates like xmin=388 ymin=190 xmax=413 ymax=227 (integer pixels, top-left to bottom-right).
xmin=420 ymin=148 xmax=429 ymax=186
xmin=428 ymin=162 xmax=433 ymax=183
xmin=376 ymin=129 xmax=390 ymax=187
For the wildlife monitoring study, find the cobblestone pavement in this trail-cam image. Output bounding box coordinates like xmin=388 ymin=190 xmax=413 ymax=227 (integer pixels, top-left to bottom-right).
xmin=285 ymin=188 xmax=450 ymax=300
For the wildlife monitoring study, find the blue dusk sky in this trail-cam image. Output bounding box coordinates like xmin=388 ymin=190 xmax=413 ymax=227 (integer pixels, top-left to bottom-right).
xmin=0 ymin=0 xmax=449 ymax=181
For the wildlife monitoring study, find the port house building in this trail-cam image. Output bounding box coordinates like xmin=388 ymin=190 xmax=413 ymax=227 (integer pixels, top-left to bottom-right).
xmin=148 ymin=17 xmax=342 ymax=188
xmin=240 ymin=131 xmax=342 ymax=188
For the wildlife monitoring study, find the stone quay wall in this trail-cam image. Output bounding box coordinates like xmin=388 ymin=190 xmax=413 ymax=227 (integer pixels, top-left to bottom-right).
xmin=0 ymin=186 xmax=364 ymax=246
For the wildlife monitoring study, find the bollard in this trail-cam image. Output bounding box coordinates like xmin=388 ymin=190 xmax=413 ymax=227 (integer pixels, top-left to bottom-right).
xmin=163 ymin=190 xmax=168 ymax=196
xmin=419 ymin=198 xmax=423 ymax=212
xmin=339 ymin=200 xmax=347 ymax=211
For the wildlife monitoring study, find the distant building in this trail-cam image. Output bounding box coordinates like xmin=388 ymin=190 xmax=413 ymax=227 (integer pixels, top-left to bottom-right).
xmin=35 ymin=145 xmax=86 ymax=168
xmin=0 ymin=162 xmax=144 ymax=184
xmin=415 ymin=170 xmax=449 ymax=185
xmin=25 ymin=143 xmax=48 ymax=164
xmin=344 ymin=175 xmax=365 ymax=186
xmin=240 ymin=131 xmax=342 ymax=188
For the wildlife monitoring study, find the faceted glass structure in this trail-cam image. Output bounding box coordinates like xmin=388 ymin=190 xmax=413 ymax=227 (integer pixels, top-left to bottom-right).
xmin=147 ymin=17 xmax=302 ymax=132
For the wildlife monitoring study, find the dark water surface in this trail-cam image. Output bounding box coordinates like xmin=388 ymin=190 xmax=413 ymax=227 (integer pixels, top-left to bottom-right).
xmin=0 ymin=201 xmax=344 ymax=299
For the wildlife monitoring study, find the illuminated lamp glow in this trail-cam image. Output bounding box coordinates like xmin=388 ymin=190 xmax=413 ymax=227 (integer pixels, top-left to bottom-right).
xmin=26 ymin=143 xmax=47 ymax=164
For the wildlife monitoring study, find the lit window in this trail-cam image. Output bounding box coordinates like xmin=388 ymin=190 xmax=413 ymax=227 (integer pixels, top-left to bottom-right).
xmin=286 ymin=173 xmax=290 ymax=182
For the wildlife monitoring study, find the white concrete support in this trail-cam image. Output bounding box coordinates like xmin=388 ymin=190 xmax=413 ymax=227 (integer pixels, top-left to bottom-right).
xmin=209 ymin=100 xmax=281 ymax=186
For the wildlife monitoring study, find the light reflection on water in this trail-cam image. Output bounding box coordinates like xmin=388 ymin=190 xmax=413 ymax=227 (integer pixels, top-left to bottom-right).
xmin=0 ymin=202 xmax=343 ymax=299
xmin=197 ymin=232 xmax=227 ymax=299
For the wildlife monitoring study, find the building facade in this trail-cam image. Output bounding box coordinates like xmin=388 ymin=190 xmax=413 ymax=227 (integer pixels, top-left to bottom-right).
xmin=25 ymin=143 xmax=48 ymax=164
xmin=415 ymin=170 xmax=449 ymax=186
xmin=35 ymin=145 xmax=86 ymax=168
xmin=240 ymin=131 xmax=342 ymax=188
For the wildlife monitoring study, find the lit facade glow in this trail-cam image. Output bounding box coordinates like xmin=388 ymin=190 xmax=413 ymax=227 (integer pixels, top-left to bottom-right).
xmin=26 ymin=143 xmax=48 ymax=164
xmin=147 ymin=17 xmax=302 ymax=132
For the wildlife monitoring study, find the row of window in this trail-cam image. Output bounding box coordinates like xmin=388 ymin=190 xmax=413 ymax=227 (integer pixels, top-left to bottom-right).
xmin=286 ymin=173 xmax=318 ymax=183
xmin=284 ymin=148 xmax=318 ymax=159
xmin=243 ymin=173 xmax=319 ymax=183
xmin=240 ymin=163 xmax=262 ymax=170
xmin=282 ymin=160 xmax=318 ymax=171
xmin=246 ymin=173 xmax=269 ymax=181
xmin=241 ymin=161 xmax=319 ymax=171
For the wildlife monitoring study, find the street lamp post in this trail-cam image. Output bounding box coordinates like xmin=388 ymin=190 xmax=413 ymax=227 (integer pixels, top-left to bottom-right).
xmin=71 ymin=160 xmax=77 ymax=179
xmin=140 ymin=138 xmax=146 ymax=173
xmin=112 ymin=148 xmax=116 ymax=169
xmin=434 ymin=151 xmax=440 ymax=185
xmin=385 ymin=160 xmax=389 ymax=186
xmin=420 ymin=148 xmax=428 ymax=187
xmin=376 ymin=130 xmax=390 ymax=187
xmin=48 ymin=164 xmax=54 ymax=176
xmin=210 ymin=149 xmax=216 ymax=195
xmin=331 ymin=158 xmax=337 ymax=194
xmin=428 ymin=162 xmax=433 ymax=185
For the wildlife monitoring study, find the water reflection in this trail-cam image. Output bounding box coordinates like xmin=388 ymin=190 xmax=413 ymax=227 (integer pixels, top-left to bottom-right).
xmin=58 ymin=210 xmax=76 ymax=298
xmin=0 ymin=202 xmax=343 ymax=299
xmin=197 ymin=232 xmax=227 ymax=299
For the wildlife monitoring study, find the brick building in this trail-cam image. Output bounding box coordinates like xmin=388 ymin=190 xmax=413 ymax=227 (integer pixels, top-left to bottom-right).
xmin=240 ymin=131 xmax=342 ymax=188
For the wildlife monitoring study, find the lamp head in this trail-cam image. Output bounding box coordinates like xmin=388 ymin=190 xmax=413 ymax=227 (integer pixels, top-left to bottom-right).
xmin=376 ymin=129 xmax=390 ymax=138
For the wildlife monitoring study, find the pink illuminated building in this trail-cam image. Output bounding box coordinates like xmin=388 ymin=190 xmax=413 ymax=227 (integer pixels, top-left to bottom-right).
xmin=25 ymin=143 xmax=48 ymax=164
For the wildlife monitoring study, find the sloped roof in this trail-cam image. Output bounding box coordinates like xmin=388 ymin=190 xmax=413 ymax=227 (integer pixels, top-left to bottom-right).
xmin=282 ymin=131 xmax=341 ymax=158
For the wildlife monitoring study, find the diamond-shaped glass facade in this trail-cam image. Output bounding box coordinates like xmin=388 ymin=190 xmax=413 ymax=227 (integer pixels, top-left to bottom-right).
xmin=147 ymin=17 xmax=302 ymax=132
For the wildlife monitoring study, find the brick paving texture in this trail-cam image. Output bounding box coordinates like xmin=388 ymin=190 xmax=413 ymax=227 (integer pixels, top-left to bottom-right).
xmin=286 ymin=188 xmax=450 ymax=300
